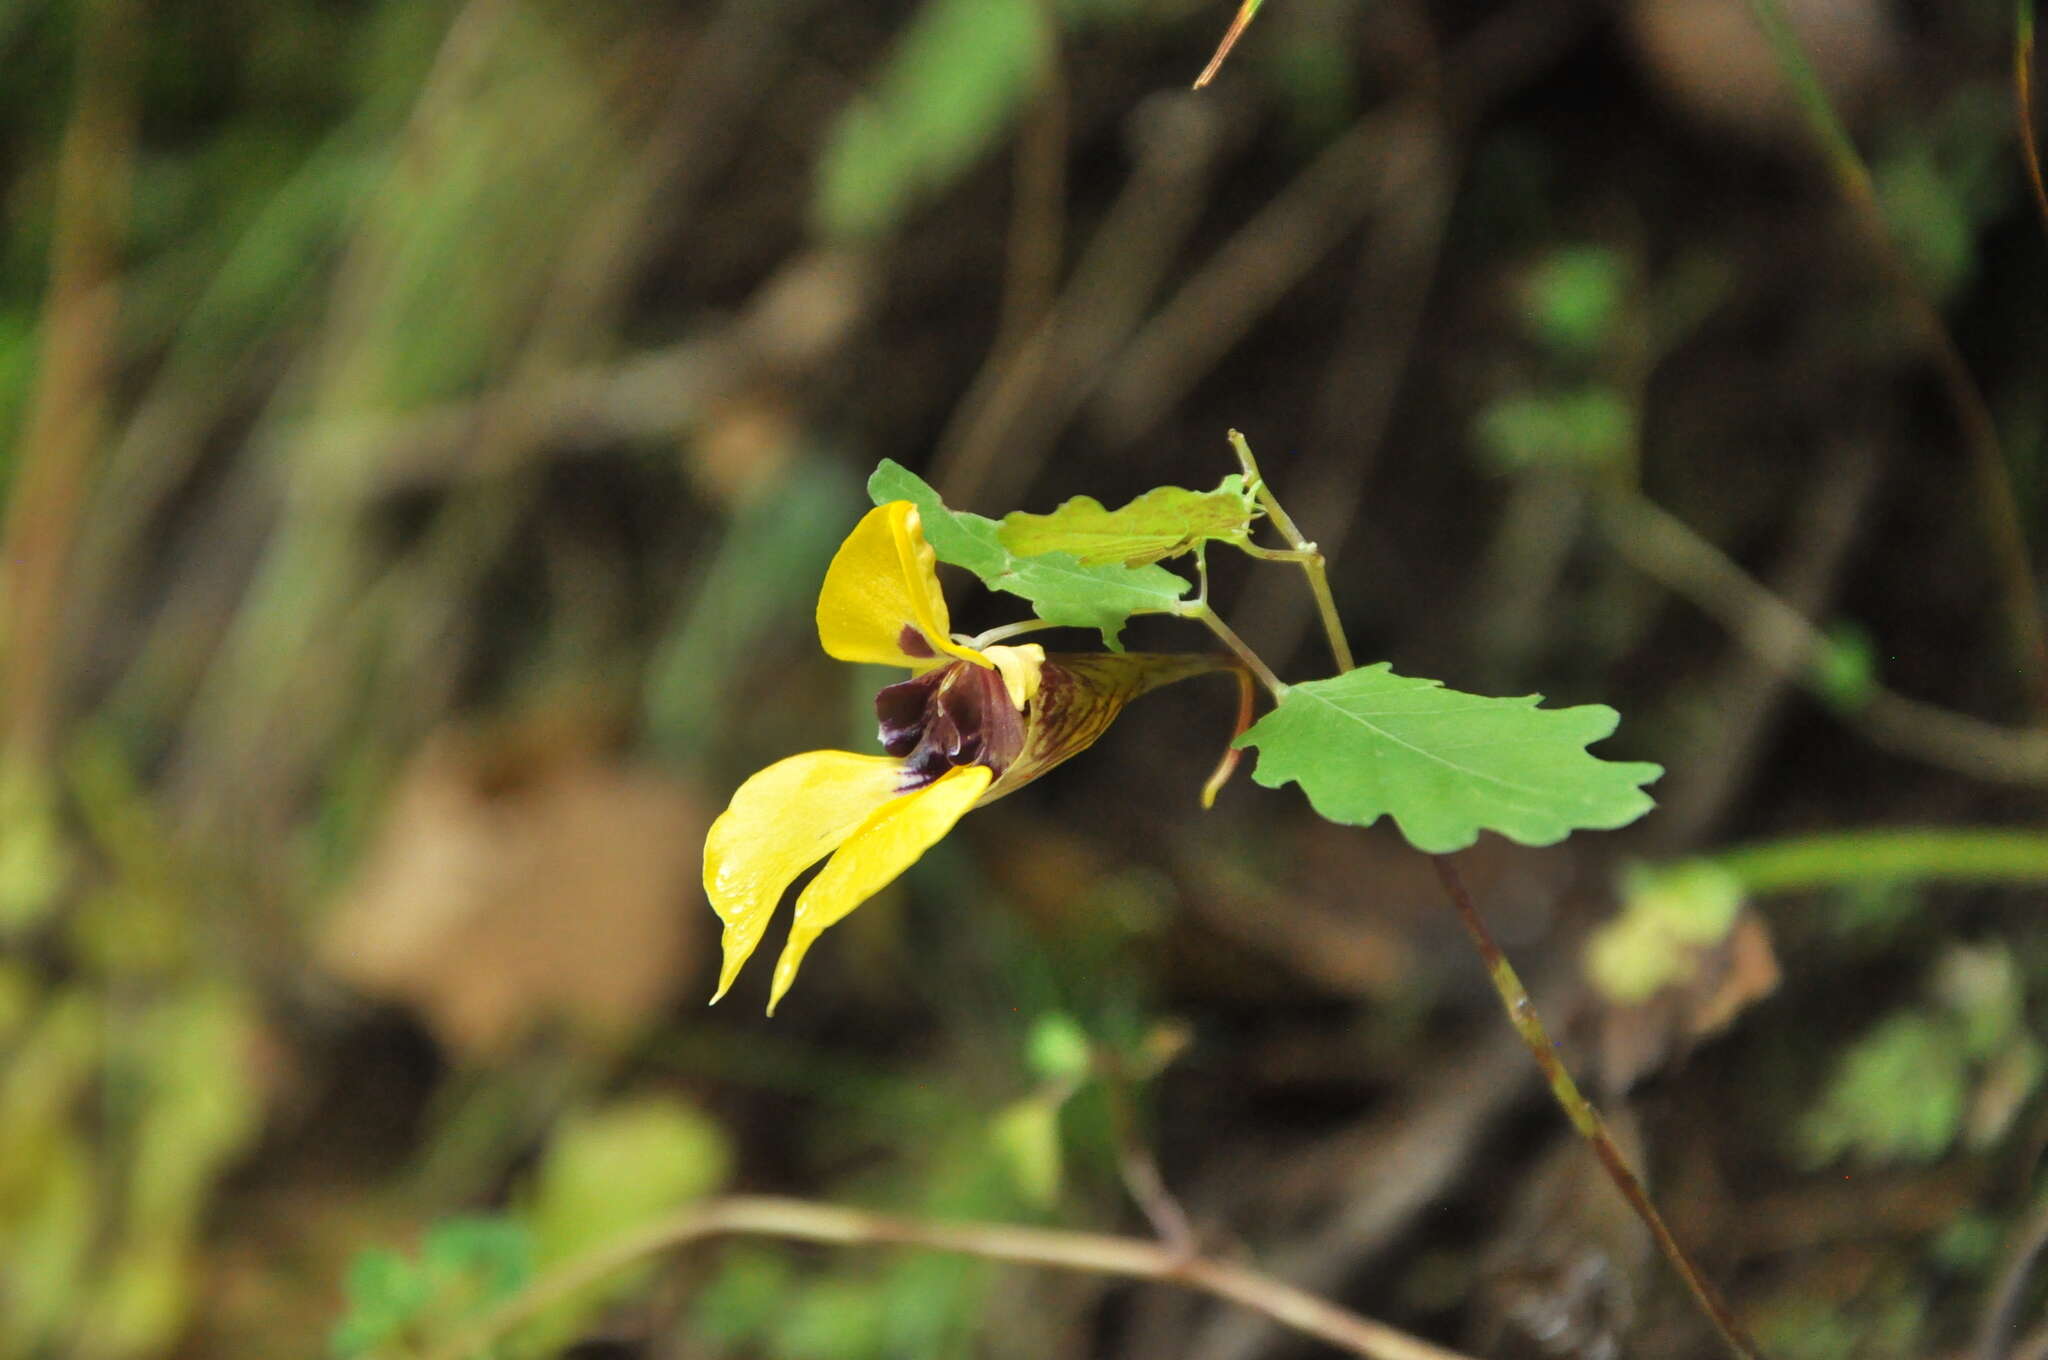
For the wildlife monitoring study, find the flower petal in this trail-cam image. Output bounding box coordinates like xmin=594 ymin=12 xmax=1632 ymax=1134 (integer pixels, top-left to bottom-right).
xmin=816 ymin=502 xmax=987 ymax=670
xmin=702 ymin=750 xmax=906 ymax=1003
xmin=766 ymin=762 xmax=993 ymax=1014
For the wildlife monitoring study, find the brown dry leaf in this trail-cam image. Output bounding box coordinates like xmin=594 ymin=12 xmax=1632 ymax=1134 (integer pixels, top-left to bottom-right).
xmin=1598 ymin=910 xmax=1781 ymax=1092
xmin=319 ymin=725 xmax=705 ymax=1059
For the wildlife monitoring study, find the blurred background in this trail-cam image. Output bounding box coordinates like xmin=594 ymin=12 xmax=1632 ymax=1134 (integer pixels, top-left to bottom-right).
xmin=2 ymin=0 xmax=2046 ymax=1355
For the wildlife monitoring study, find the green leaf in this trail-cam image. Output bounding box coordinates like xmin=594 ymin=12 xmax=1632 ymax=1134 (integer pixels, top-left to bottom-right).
xmin=868 ymin=460 xmax=1190 ymax=649
xmin=996 ymin=476 xmax=1257 ymax=566
xmin=1237 ymin=664 xmax=1662 ymax=853
xmin=814 ymin=0 xmax=1046 ymax=241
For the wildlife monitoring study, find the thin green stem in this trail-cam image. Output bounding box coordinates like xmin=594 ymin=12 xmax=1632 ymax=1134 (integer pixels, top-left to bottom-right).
xmin=1429 ymin=855 xmax=1769 ymax=1360
xmin=968 ymin=618 xmax=1063 ymax=649
xmin=1740 ymin=0 xmax=2048 ymax=715
xmin=1228 ymin=430 xmax=1357 ymax=672
xmin=1705 ymin=827 xmax=2048 ymax=896
xmin=1183 ymin=600 xmax=1285 ymax=699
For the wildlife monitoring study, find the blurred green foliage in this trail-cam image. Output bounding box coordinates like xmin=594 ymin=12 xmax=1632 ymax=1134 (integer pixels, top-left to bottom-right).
xmin=816 ymin=0 xmax=1049 ymax=241
xmin=0 ymin=0 xmax=2043 ymax=1355
xmin=332 ymin=1218 xmax=533 ymax=1359
xmin=1799 ymin=943 xmax=2042 ymax=1165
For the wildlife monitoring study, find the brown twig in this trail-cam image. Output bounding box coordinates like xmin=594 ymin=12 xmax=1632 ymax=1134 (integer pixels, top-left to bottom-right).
xmin=2017 ymin=0 xmax=2048 ymax=243
xmin=420 ymin=1194 xmax=1480 ymax=1360
xmin=1429 ymin=855 xmax=1768 ymax=1360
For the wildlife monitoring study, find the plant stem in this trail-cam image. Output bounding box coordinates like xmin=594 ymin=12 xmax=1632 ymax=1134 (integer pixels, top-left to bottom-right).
xmin=1185 ymin=600 xmax=1286 ymax=699
xmin=1740 ymin=0 xmax=2048 ymax=715
xmin=1181 ymin=545 xmax=1288 ymax=699
xmin=1429 ymin=855 xmax=1768 ymax=1360
xmin=2018 ymin=0 xmax=2048 ymax=242
xmin=1707 ymin=827 xmax=2048 ymax=895
xmin=422 ymin=1194 xmax=1479 ymax=1360
xmin=1228 ymin=430 xmax=1357 ymax=672
xmin=1193 ymin=0 xmax=1262 ymax=89
xmin=968 ymin=618 xmax=1064 ymax=649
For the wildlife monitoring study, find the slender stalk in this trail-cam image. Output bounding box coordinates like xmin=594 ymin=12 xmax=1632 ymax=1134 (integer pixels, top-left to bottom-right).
xmin=1095 ymin=1047 xmax=1199 ymax=1254
xmin=1228 ymin=430 xmax=1357 ymax=671
xmin=1429 ymin=855 xmax=1768 ymax=1360
xmin=1740 ymin=0 xmax=2048 ymax=714
xmin=968 ymin=618 xmax=1064 ymax=649
xmin=1708 ymin=827 xmax=2048 ymax=896
xmin=2018 ymin=0 xmax=2048 ymax=241
xmin=1181 ymin=598 xmax=1285 ymax=699
xmin=1193 ymin=0 xmax=1262 ymax=89
xmin=1200 ymin=663 xmax=1257 ymax=808
xmin=422 ymin=1194 xmax=1479 ymax=1360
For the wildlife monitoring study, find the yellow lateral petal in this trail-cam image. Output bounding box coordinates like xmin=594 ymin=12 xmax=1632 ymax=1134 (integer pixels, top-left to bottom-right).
xmin=816 ymin=502 xmax=987 ymax=670
xmin=767 ymin=763 xmax=992 ymax=1014
xmin=702 ymin=750 xmax=905 ymax=1003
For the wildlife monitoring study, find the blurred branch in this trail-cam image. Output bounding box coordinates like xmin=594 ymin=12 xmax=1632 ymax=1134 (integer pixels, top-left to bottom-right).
xmin=930 ymin=89 xmax=1222 ymax=508
xmin=291 ymin=250 xmax=871 ymax=499
xmin=2 ymin=0 xmax=138 ymax=766
xmin=1707 ymin=827 xmax=2048 ymax=894
xmin=1740 ymin=0 xmax=2048 ymax=714
xmin=1599 ymin=490 xmax=2048 ymax=785
xmin=1647 ymin=438 xmax=1880 ymax=848
xmin=1097 ymin=0 xmax=1591 ymax=453
xmin=425 ymin=1194 xmax=1480 ymax=1360
xmin=995 ymin=0 xmax=1069 ymax=360
xmin=1093 ymin=100 xmax=1444 ymax=450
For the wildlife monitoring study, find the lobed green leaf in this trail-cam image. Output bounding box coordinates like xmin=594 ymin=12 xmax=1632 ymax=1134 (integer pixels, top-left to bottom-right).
xmin=996 ymin=476 xmax=1257 ymax=566
xmin=1236 ymin=664 xmax=1662 ymax=853
xmin=868 ymin=460 xmax=1190 ymax=650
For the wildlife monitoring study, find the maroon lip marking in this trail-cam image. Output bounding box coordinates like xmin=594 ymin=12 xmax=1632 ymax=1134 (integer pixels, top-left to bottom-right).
xmin=897 ymin=625 xmax=935 ymax=659
xmin=875 ymin=660 xmax=1025 ymax=790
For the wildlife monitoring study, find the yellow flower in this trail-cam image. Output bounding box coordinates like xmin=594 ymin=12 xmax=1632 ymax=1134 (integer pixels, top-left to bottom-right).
xmin=703 ymin=500 xmax=1229 ymax=1014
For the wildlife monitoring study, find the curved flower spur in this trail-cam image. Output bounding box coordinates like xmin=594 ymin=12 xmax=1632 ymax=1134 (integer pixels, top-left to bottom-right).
xmin=703 ymin=501 xmax=1247 ymax=1014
